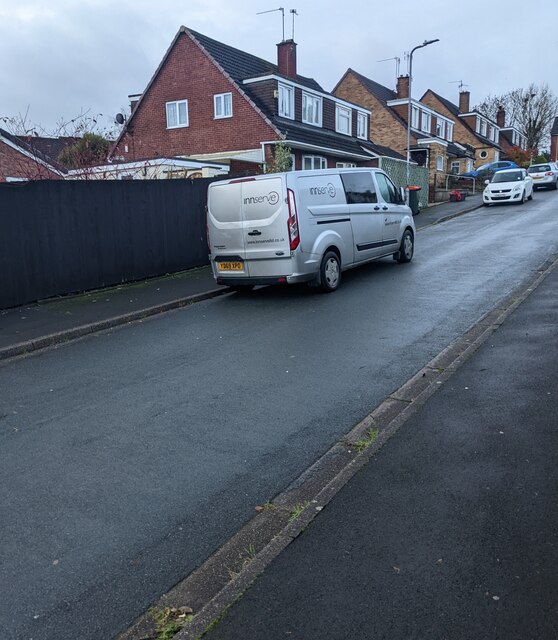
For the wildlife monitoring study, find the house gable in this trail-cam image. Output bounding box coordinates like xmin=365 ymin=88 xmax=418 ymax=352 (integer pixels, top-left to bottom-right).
xmin=112 ymin=29 xmax=280 ymax=162
xmin=0 ymin=129 xmax=65 ymax=182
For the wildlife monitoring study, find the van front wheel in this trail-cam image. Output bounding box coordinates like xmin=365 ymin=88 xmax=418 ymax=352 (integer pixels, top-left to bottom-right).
xmin=396 ymin=230 xmax=414 ymax=263
xmin=319 ymin=251 xmax=341 ymax=292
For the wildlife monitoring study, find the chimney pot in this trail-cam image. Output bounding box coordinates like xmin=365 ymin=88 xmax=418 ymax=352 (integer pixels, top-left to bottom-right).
xmin=396 ymin=75 xmax=409 ymax=100
xmin=277 ymin=39 xmax=297 ymax=79
xmin=459 ymin=90 xmax=470 ymax=114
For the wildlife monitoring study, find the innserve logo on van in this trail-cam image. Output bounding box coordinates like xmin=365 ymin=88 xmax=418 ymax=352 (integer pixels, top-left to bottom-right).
xmin=309 ymin=183 xmax=336 ymax=198
xmin=243 ymin=191 xmax=280 ymax=206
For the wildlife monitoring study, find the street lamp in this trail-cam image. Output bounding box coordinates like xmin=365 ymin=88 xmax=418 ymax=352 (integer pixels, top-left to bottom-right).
xmin=406 ymin=38 xmax=440 ymax=189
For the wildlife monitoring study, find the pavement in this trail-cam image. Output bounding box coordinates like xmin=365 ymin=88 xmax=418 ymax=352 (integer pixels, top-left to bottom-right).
xmin=0 ymin=194 xmax=481 ymax=360
xmin=196 ymin=245 xmax=558 ymax=640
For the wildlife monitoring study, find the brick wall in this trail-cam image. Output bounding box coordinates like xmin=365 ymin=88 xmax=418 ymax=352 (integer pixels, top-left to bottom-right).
xmin=0 ymin=141 xmax=62 ymax=182
xmin=113 ymin=32 xmax=279 ymax=161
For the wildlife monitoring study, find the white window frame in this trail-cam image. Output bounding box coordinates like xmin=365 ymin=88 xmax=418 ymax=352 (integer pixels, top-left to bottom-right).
xmin=451 ymin=160 xmax=460 ymax=174
xmin=436 ymin=119 xmax=445 ymax=139
xmin=436 ymin=154 xmax=444 ymax=171
xmin=214 ymin=92 xmax=232 ymax=119
xmin=467 ymin=159 xmax=473 ymax=172
xmin=475 ymin=116 xmax=480 ymax=133
xmin=480 ymin=119 xmax=487 ymax=137
xmin=336 ymin=104 xmax=352 ymax=136
xmin=446 ymin=122 xmax=453 ymax=142
xmin=302 ymin=155 xmax=327 ymax=170
xmin=336 ymin=162 xmax=356 ymax=168
xmin=166 ymin=100 xmax=189 ymax=129
xmin=421 ymin=111 xmax=431 ymax=133
xmin=411 ymin=105 xmax=419 ymax=129
xmin=302 ymin=92 xmax=322 ymax=127
xmin=357 ymin=112 xmax=368 ymax=140
xmin=278 ymin=83 xmax=295 ymax=119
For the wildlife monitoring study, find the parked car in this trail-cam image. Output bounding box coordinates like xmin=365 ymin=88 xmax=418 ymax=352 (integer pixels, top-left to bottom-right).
xmin=483 ymin=168 xmax=533 ymax=206
xmin=207 ymin=168 xmax=415 ymax=293
xmin=527 ymin=163 xmax=558 ymax=190
xmin=461 ymin=160 xmax=518 ymax=181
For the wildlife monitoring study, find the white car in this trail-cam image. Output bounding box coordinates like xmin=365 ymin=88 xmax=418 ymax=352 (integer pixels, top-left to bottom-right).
xmin=483 ymin=168 xmax=534 ymax=206
xmin=527 ymin=163 xmax=558 ymax=190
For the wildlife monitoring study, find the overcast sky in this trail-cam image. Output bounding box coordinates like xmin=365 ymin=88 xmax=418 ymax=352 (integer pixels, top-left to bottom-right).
xmin=2 ymin=0 xmax=557 ymax=136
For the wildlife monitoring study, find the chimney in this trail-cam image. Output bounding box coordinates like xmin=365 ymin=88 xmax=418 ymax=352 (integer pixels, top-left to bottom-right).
xmin=129 ymin=94 xmax=141 ymax=113
xmin=459 ymin=90 xmax=470 ymax=113
xmin=396 ymin=75 xmax=409 ymax=99
xmin=496 ymin=106 xmax=506 ymax=127
xmin=277 ymin=39 xmax=297 ymax=78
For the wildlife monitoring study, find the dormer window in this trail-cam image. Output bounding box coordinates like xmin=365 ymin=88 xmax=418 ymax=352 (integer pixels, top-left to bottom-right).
xmin=357 ymin=112 xmax=368 ymax=139
xmin=278 ymin=83 xmax=294 ymax=119
xmin=446 ymin=122 xmax=453 ymax=141
xmin=436 ymin=119 xmax=445 ymax=139
xmin=336 ymin=105 xmax=352 ymax=135
xmin=411 ymin=105 xmax=419 ymax=129
xmin=480 ymin=119 xmax=487 ymax=136
xmin=166 ymin=100 xmax=188 ymax=129
xmin=421 ymin=111 xmax=431 ymax=134
xmin=302 ymin=92 xmax=322 ymax=127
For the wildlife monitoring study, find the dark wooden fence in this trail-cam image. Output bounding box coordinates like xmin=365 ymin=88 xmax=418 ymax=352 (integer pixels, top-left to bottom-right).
xmin=0 ymin=178 xmax=216 ymax=309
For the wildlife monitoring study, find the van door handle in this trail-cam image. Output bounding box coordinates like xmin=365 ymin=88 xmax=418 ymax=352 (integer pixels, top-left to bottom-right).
xmin=382 ymin=206 xmax=388 ymax=211
xmin=248 ymin=230 xmax=262 ymax=236
xmin=373 ymin=206 xmax=380 ymax=211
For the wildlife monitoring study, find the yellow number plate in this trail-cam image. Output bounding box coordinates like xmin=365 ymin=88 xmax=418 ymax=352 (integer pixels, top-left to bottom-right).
xmin=217 ymin=261 xmax=244 ymax=271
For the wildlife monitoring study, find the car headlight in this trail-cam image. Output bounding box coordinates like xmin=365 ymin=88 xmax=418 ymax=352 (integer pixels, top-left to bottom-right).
xmin=513 ymin=185 xmax=521 ymax=192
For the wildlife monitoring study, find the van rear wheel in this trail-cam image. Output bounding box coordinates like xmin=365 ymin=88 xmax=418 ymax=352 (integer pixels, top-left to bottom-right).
xmin=319 ymin=251 xmax=341 ymax=292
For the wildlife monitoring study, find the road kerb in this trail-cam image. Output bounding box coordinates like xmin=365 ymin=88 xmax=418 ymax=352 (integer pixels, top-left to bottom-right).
xmin=0 ymin=288 xmax=228 ymax=362
xmin=117 ymin=254 xmax=557 ymax=640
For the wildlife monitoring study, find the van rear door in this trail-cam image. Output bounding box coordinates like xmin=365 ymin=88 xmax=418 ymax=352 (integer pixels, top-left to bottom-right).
xmin=208 ymin=180 xmax=248 ymax=276
xmin=240 ymin=176 xmax=292 ymax=277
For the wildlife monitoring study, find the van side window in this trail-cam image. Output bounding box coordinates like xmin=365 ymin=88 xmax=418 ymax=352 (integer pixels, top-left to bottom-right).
xmin=376 ymin=173 xmax=401 ymax=204
xmin=340 ymin=172 xmax=378 ymax=204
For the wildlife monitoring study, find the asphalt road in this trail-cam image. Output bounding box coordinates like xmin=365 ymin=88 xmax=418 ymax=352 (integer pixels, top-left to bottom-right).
xmin=1 ymin=190 xmax=557 ymax=640
xmin=204 ymin=231 xmax=558 ymax=640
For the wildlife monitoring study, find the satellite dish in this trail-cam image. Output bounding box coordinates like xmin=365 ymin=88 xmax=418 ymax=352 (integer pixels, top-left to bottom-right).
xmin=115 ymin=113 xmax=125 ymax=125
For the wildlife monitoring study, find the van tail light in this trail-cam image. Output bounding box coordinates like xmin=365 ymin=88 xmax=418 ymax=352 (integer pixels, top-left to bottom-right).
xmin=287 ymin=188 xmax=300 ymax=251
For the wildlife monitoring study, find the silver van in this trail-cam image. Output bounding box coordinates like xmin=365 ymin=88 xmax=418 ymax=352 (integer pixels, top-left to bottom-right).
xmin=207 ymin=167 xmax=415 ymax=292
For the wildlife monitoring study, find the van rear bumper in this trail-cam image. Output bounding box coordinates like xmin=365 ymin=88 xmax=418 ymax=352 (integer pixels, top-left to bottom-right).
xmin=216 ymin=273 xmax=315 ymax=286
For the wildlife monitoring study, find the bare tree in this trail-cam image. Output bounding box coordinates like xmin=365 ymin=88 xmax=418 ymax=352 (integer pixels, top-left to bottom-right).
xmin=475 ymin=84 xmax=558 ymax=150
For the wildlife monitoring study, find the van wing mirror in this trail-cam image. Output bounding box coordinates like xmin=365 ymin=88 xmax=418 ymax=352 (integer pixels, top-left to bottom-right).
xmin=400 ymin=187 xmax=406 ymax=204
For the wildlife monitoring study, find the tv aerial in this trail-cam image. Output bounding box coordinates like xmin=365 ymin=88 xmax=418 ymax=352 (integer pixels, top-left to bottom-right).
xmin=257 ymin=7 xmax=298 ymax=40
xmin=378 ymin=55 xmax=401 ymax=82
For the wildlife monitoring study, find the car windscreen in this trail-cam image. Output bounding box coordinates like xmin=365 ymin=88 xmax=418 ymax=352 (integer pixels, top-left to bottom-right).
xmin=492 ymin=171 xmax=522 ymax=183
xmin=528 ymin=165 xmax=550 ymax=173
xmin=476 ymin=163 xmax=490 ymax=171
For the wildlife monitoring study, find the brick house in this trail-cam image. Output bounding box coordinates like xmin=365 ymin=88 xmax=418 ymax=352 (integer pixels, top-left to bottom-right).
xmin=420 ymin=90 xmax=502 ymax=172
xmin=110 ymin=27 xmax=404 ymax=174
xmin=496 ymin=106 xmax=527 ymax=160
xmin=0 ymin=128 xmax=67 ymax=182
xmin=333 ymin=69 xmax=472 ymax=200
xmin=550 ymin=117 xmax=558 ymax=162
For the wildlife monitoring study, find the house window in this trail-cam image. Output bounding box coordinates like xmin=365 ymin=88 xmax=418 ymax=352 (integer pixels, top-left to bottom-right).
xmin=451 ymin=160 xmax=460 ymax=174
xmin=436 ymin=119 xmax=445 ymax=139
xmin=214 ymin=93 xmax=232 ymax=119
xmin=480 ymin=119 xmax=487 ymax=136
xmin=302 ymin=155 xmax=327 ymax=170
xmin=421 ymin=111 xmax=431 ymax=133
xmin=302 ymin=93 xmax=322 ymax=127
xmin=166 ymin=100 xmax=188 ymax=128
xmin=336 ymin=105 xmax=352 ymax=135
xmin=446 ymin=122 xmax=453 ymax=141
xmin=357 ymin=112 xmax=368 ymax=139
xmin=436 ymin=154 xmax=444 ymax=171
xmin=479 ymin=150 xmax=488 ymax=159
xmin=411 ymin=105 xmax=419 ymax=129
xmin=336 ymin=162 xmax=356 ymax=168
xmin=278 ymin=83 xmax=294 ymax=119
xmin=467 ymin=159 xmax=473 ymax=172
